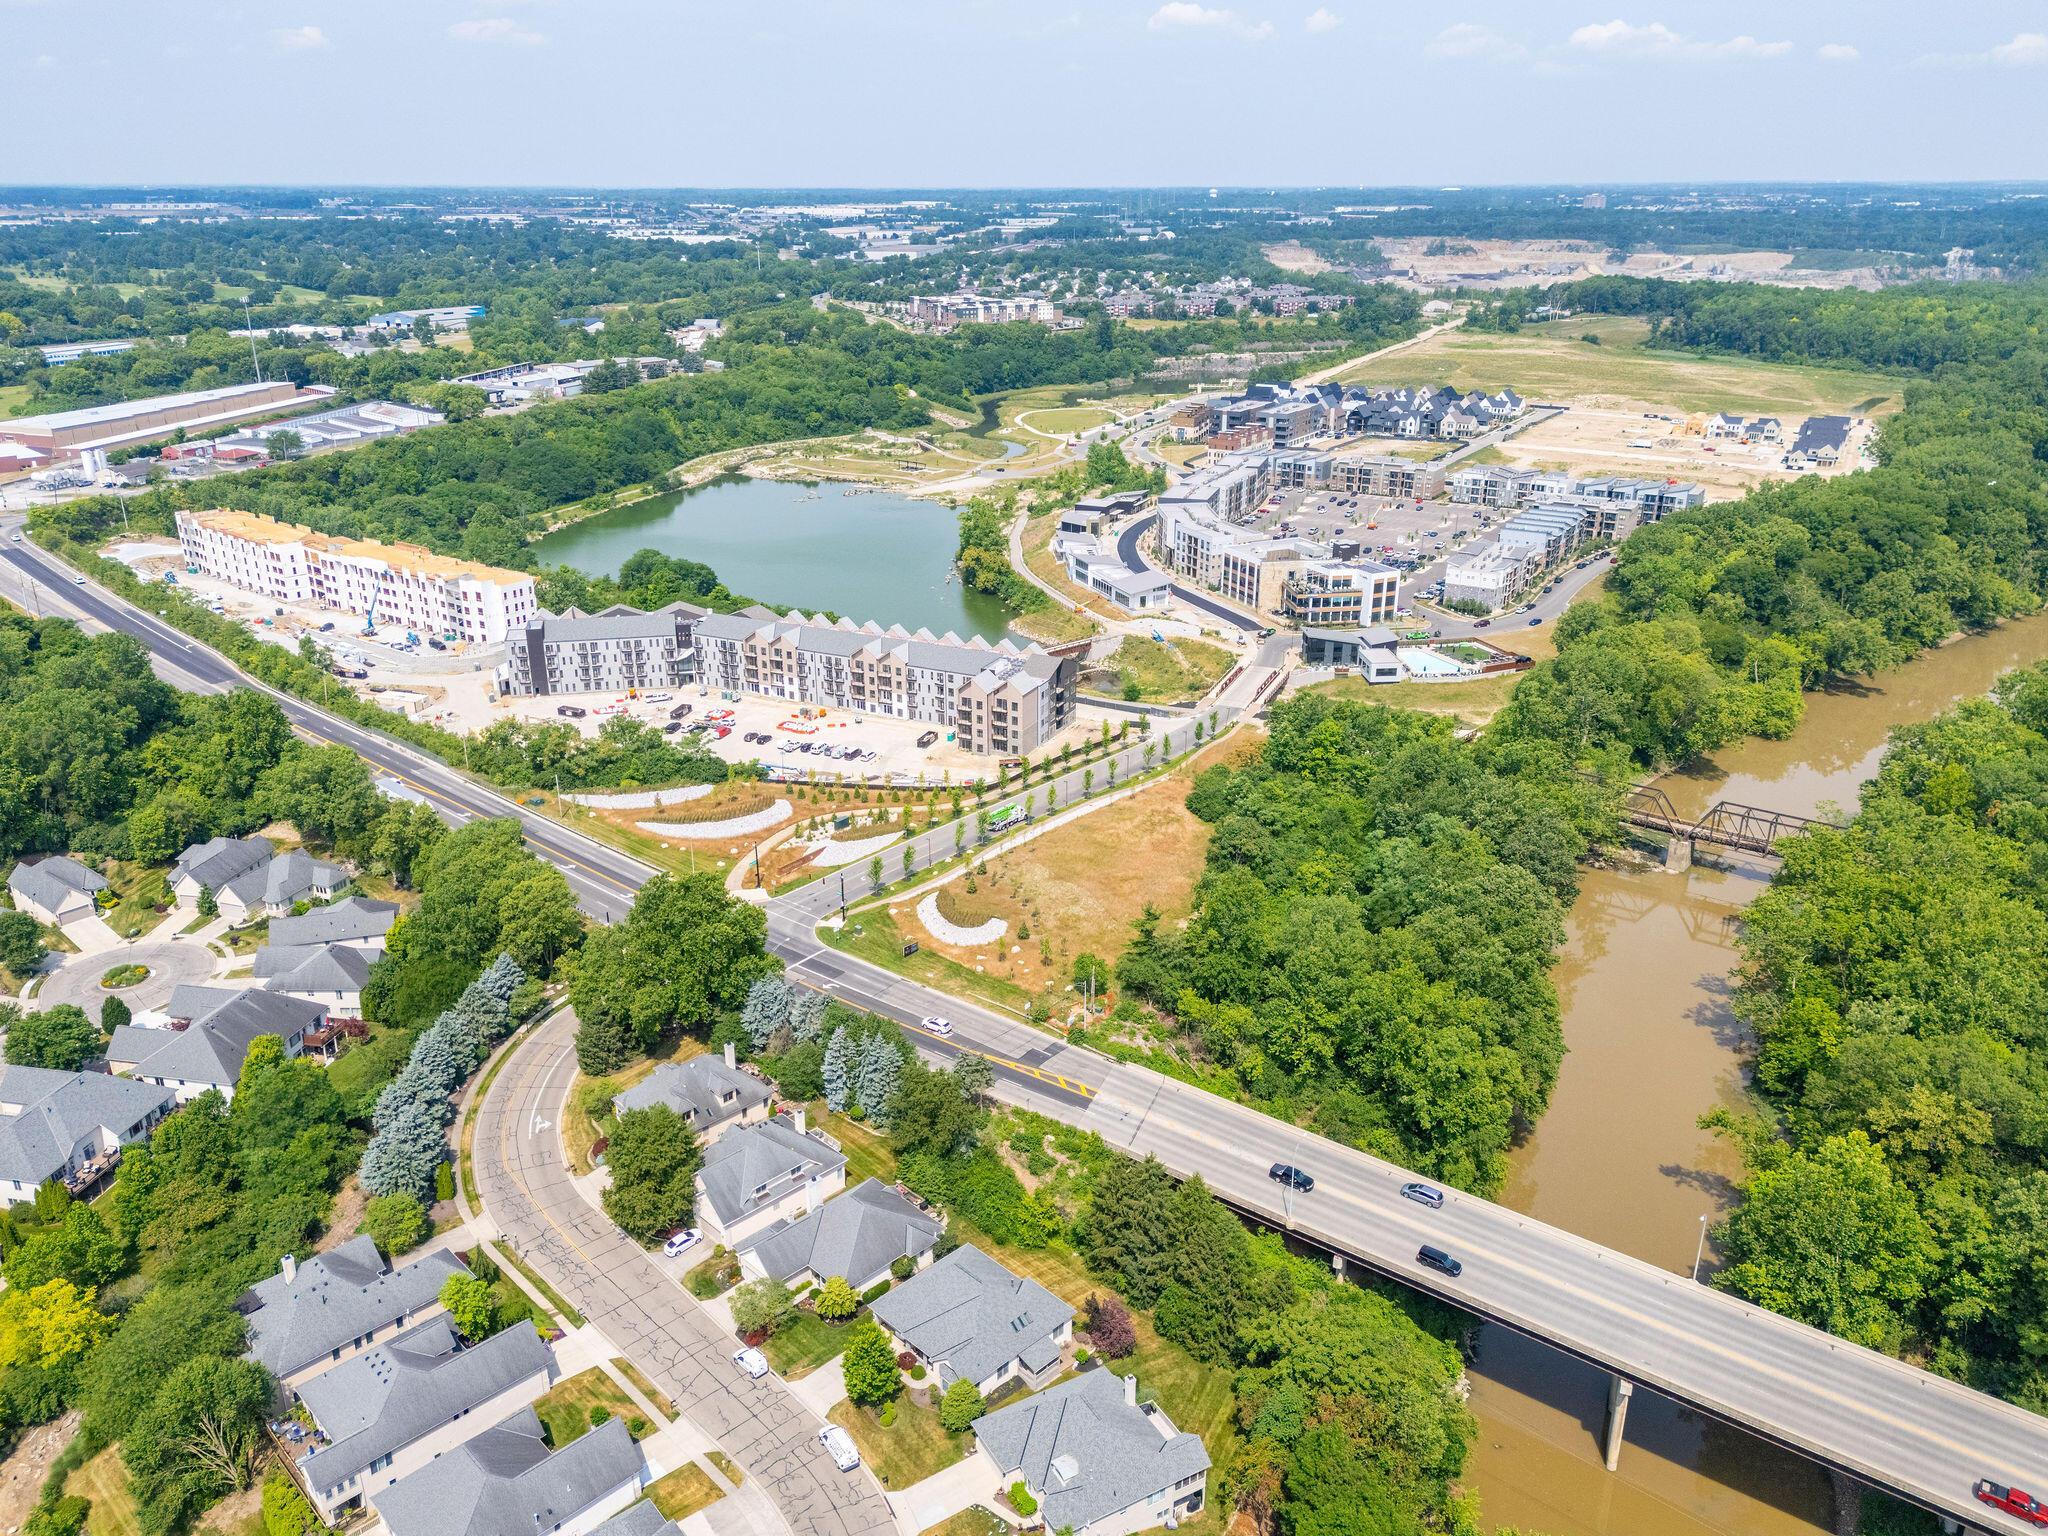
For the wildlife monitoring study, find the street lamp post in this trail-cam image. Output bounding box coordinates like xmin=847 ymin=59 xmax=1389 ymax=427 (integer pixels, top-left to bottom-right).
xmin=1691 ymin=1213 xmax=1710 ymax=1281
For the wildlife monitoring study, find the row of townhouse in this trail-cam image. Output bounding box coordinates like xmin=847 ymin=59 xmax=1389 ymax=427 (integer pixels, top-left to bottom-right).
xmin=497 ymin=603 xmax=700 ymax=696
xmin=1270 ymin=448 xmax=1447 ymax=502
xmin=1180 ymin=380 xmax=1525 ymax=448
xmin=175 ymin=508 xmax=538 ymax=645
xmin=1443 ymin=495 xmax=1622 ymax=611
xmin=1446 ymin=465 xmax=1706 ymax=520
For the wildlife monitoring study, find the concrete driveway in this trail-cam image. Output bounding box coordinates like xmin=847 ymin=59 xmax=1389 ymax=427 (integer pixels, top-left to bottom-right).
xmin=885 ymin=1454 xmax=1012 ymax=1536
xmin=33 ymin=937 xmax=222 ymax=1016
xmin=58 ymin=912 xmax=126 ymax=955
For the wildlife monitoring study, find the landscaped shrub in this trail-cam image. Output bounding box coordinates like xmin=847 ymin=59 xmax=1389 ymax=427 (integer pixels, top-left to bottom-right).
xmin=1008 ymin=1482 xmax=1038 ymax=1517
xmin=588 ymin=1406 xmax=611 ymax=1429
xmin=859 ymin=1278 xmax=892 ymax=1305
xmin=889 ymin=1255 xmax=917 ymax=1281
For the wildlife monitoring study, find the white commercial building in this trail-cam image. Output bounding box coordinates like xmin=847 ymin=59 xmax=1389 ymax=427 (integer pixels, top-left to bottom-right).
xmin=175 ymin=508 xmax=537 ymax=644
xmin=1443 ymin=545 xmax=1540 ymax=611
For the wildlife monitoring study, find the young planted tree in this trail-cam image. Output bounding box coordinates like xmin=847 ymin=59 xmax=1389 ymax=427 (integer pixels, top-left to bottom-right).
xmin=841 ymin=1320 xmax=902 ymax=1407
xmin=814 ymin=1274 xmax=858 ymax=1323
xmin=938 ymin=1377 xmax=986 ymax=1432
xmin=439 ymin=1273 xmax=499 ymax=1341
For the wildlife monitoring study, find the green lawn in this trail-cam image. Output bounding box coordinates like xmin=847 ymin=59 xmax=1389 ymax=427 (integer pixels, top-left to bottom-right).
xmin=706 ymin=1449 xmax=743 ymax=1486
xmin=0 ymin=382 xmax=34 ymax=419
xmin=98 ymin=862 xmax=174 ymax=941
xmin=828 ymin=1398 xmax=968 ymax=1490
xmin=811 ymin=1105 xmax=898 ymax=1187
xmin=919 ymin=1511 xmax=1011 ymax=1536
xmin=534 ymin=1368 xmax=645 ymax=1448
xmin=328 ymin=1022 xmax=419 ymax=1110
xmin=820 ymin=906 xmax=1038 ymax=1016
xmin=646 ymin=1465 xmax=727 ymax=1521
xmin=763 ymin=1312 xmax=856 ymax=1379
xmin=67 ymin=1446 xmax=141 ymax=1536
xmin=1095 ymin=636 xmax=1235 ymax=705
xmin=611 ymin=1356 xmax=676 ymax=1419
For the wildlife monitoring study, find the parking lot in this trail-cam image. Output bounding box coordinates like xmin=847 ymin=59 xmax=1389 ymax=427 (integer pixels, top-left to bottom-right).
xmin=1242 ymin=479 xmax=1497 ymax=569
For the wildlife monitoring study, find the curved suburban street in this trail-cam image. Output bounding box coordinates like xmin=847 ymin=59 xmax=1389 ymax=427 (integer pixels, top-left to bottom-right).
xmin=473 ymin=1009 xmax=895 ymax=1536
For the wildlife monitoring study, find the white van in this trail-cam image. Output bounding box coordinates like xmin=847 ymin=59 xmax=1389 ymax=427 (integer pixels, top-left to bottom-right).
xmin=732 ymin=1347 xmax=769 ymax=1380
xmin=819 ymin=1425 xmax=861 ymax=1472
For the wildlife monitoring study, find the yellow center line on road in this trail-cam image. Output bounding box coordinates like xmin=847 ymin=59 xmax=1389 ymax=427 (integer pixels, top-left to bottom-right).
xmin=1139 ymin=1089 xmax=2014 ymax=1474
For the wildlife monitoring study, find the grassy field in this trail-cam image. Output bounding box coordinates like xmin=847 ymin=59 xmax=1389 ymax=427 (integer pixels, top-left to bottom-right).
xmin=828 ymin=1398 xmax=967 ymax=1490
xmin=919 ymin=1511 xmax=1011 ymax=1536
xmin=1337 ymin=315 xmax=1910 ymax=417
xmin=67 ymin=1447 xmax=140 ymax=1536
xmin=762 ymin=1312 xmax=856 ymax=1379
xmin=534 ymin=1368 xmax=644 ymax=1447
xmin=1018 ymin=405 xmax=1117 ymax=437
xmin=647 ymin=1464 xmax=727 ymax=1520
xmin=0 ymin=383 xmax=33 ymax=419
xmin=883 ymin=732 xmax=1255 ymax=1004
xmin=97 ymin=862 xmax=174 ymax=940
xmin=1094 ymin=636 xmax=1235 ymax=704
xmin=821 ymin=904 xmax=1039 ymax=1016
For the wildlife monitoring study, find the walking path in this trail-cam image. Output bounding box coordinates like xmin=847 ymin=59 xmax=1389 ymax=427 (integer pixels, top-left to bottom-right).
xmin=639 ymin=801 xmax=793 ymax=840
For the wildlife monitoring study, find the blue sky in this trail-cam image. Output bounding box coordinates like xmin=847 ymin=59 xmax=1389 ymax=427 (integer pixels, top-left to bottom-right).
xmin=9 ymin=0 xmax=2048 ymax=187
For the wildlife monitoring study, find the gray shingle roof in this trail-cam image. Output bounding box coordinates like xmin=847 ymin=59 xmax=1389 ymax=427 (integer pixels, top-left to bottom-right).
xmin=268 ymin=896 xmax=397 ymax=948
xmin=171 ymin=835 xmax=273 ymax=892
xmin=695 ymin=1119 xmax=846 ymax=1229
xmin=297 ymin=1318 xmax=551 ymax=1494
xmin=240 ymin=1236 xmax=471 ymax=1379
xmin=371 ymin=1410 xmax=642 ymax=1536
xmin=111 ymin=990 xmax=326 ymax=1092
xmin=7 ymin=856 xmax=106 ymax=914
xmin=258 ymin=944 xmax=373 ymax=997
xmin=737 ymin=1177 xmax=943 ymax=1288
xmin=0 ymin=1065 xmax=174 ymax=1188
xmin=868 ymin=1244 xmax=1073 ymax=1388
xmin=612 ymin=1056 xmax=770 ymax=1135
xmin=972 ymin=1367 xmax=1210 ymax=1533
xmin=587 ymin=1500 xmax=679 ymax=1536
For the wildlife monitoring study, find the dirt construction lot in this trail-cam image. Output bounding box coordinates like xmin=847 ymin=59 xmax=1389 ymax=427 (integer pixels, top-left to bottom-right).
xmin=1486 ymin=405 xmax=1880 ymax=501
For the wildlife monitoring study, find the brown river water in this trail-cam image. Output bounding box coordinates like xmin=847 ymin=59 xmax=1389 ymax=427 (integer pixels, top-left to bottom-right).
xmin=1463 ymin=613 xmax=2048 ymax=1536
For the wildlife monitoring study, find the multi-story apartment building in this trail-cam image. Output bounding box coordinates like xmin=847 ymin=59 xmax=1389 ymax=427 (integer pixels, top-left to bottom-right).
xmin=497 ymin=604 xmax=700 ymax=696
xmin=1447 ymin=468 xmax=1703 ymax=520
xmin=1283 ymin=560 xmax=1401 ymax=627
xmin=692 ymin=612 xmax=1077 ymax=756
xmin=1328 ymin=454 xmax=1447 ymax=502
xmin=175 ymin=509 xmax=537 ymax=644
xmin=1444 ymin=545 xmax=1540 ymax=611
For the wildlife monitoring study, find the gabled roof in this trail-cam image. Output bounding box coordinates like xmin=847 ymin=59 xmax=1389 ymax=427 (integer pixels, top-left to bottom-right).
xmin=7 ymin=856 xmax=106 ymax=912
xmin=973 ymin=1367 xmax=1210 ymax=1532
xmin=738 ymin=1177 xmax=943 ymax=1286
xmin=587 ymin=1501 xmax=679 ymax=1536
xmin=112 ymin=990 xmax=326 ymax=1092
xmin=298 ymin=1318 xmax=551 ymax=1493
xmin=0 ymin=1066 xmax=174 ymax=1188
xmin=240 ymin=1235 xmax=470 ymax=1379
xmin=613 ymin=1055 xmax=771 ymax=1133
xmin=868 ymin=1244 xmax=1073 ymax=1387
xmin=695 ymin=1118 xmax=847 ymax=1229
xmin=259 ymin=944 xmax=374 ymax=997
xmin=171 ymin=835 xmax=272 ymax=892
xmin=371 ymin=1410 xmax=641 ymax=1536
xmin=268 ymin=896 xmax=398 ymax=948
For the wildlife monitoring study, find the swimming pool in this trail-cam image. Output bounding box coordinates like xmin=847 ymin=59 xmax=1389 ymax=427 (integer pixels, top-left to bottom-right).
xmin=1397 ymin=647 xmax=1469 ymax=678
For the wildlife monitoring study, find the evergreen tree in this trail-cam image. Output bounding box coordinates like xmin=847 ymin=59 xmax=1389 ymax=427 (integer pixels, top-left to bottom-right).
xmin=862 ymin=1037 xmax=902 ymax=1129
xmin=823 ymin=1027 xmax=850 ymax=1113
xmin=742 ymin=975 xmax=791 ymax=1051
xmin=789 ymin=990 xmax=828 ymax=1043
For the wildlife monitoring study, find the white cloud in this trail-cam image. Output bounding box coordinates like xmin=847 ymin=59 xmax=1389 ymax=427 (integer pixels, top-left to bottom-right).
xmin=273 ymin=24 xmax=328 ymax=51
xmin=1568 ymin=18 xmax=1791 ymax=60
xmin=1147 ymin=3 xmax=1274 ymax=41
xmin=1425 ymin=22 xmax=1525 ymax=61
xmin=1915 ymin=31 xmax=2048 ymax=68
xmin=448 ymin=16 xmax=546 ymax=45
xmin=1304 ymin=7 xmax=1341 ymax=33
xmin=32 ymin=51 xmax=55 ymax=67
xmin=1816 ymin=42 xmax=1859 ymax=63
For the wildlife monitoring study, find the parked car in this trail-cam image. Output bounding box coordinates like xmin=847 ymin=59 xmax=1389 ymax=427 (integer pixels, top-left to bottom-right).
xmin=1416 ymin=1245 xmax=1463 ymax=1278
xmin=1400 ymin=1182 xmax=1445 ymax=1209
xmin=732 ymin=1346 xmax=769 ymax=1380
xmin=916 ymin=730 xmax=939 ymax=748
xmin=819 ymin=1425 xmax=861 ymax=1472
xmin=644 ymin=692 xmax=673 ymax=702
xmin=1268 ymin=1163 xmax=1314 ymax=1192
xmin=921 ymin=1016 xmax=954 ymax=1038
xmin=427 ymin=637 xmax=446 ymax=651
xmin=1977 ymin=1483 xmax=2048 ymax=1527
xmin=662 ymin=722 xmax=683 ymax=734
xmin=712 ymin=726 xmax=731 ymax=739
xmin=318 ymin=621 xmax=335 ymax=632
xmin=556 ymin=705 xmax=587 ymax=718
xmin=669 ymin=703 xmax=692 ymax=719
xmin=662 ymin=1227 xmax=701 ymax=1258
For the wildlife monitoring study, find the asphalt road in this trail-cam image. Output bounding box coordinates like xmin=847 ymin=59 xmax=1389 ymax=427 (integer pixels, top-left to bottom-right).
xmin=19 ymin=523 xmax=2048 ymax=1533
xmin=474 ymin=1010 xmax=894 ymax=1536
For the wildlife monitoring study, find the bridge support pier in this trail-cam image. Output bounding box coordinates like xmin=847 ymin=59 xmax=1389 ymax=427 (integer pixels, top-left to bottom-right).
xmin=1663 ymin=836 xmax=1693 ymax=874
xmin=1603 ymin=1375 xmax=1633 ymax=1471
xmin=1331 ymin=1252 xmax=1346 ymax=1278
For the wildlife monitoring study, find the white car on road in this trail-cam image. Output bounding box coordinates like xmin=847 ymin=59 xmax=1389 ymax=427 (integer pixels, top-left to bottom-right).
xmin=920 ymin=1016 xmax=954 ymax=1037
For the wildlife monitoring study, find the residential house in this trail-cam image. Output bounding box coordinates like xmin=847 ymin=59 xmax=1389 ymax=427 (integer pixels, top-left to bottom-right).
xmin=611 ymin=1045 xmax=770 ymax=1145
xmin=370 ymin=1411 xmax=642 ymax=1536
xmin=7 ymin=856 xmax=106 ymax=926
xmin=267 ymin=895 xmax=398 ymax=954
xmin=970 ymin=1367 xmax=1210 ymax=1536
xmin=108 ymin=989 xmax=327 ymax=1103
xmin=588 ymin=1504 xmax=680 ymax=1536
xmin=169 ymin=835 xmax=273 ymax=910
xmin=868 ymin=1243 xmax=1075 ymax=1396
xmin=239 ymin=1237 xmax=473 ymax=1391
xmin=1791 ymin=414 xmax=1852 ymax=466
xmin=255 ymin=943 xmax=373 ymax=1017
xmin=1705 ymin=412 xmax=1747 ymax=440
xmin=0 ymin=1066 xmax=175 ymax=1208
xmin=693 ymin=1112 xmax=848 ymax=1249
xmin=294 ymin=1318 xmax=553 ymax=1524
xmin=737 ymin=1177 xmax=944 ymax=1293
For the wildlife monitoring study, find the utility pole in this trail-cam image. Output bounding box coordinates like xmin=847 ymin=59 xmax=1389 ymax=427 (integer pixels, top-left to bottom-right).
xmin=241 ymin=296 xmax=264 ymax=384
